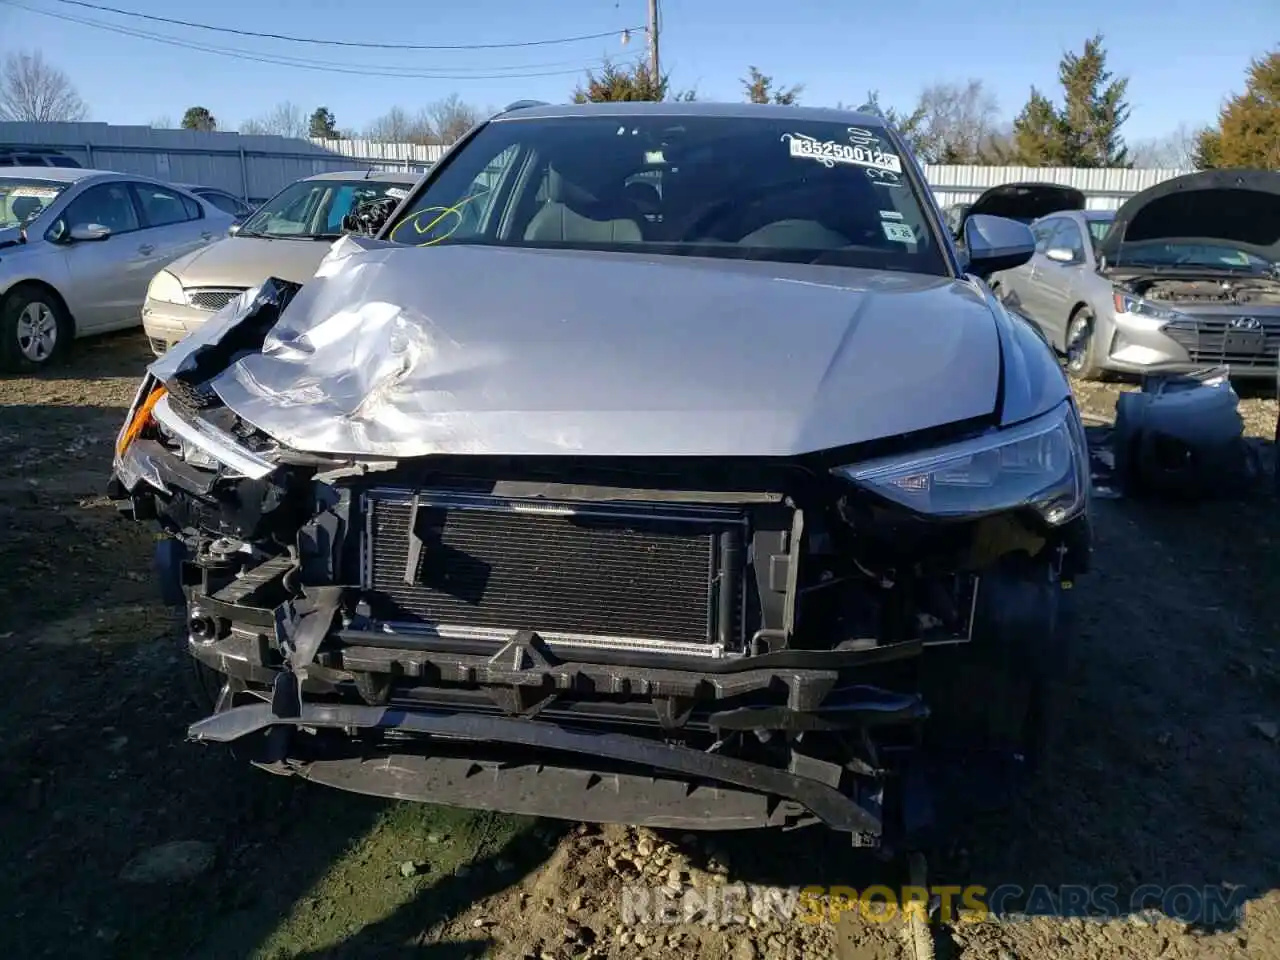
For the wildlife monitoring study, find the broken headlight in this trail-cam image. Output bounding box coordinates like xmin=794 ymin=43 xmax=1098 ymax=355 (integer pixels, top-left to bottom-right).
xmin=833 ymin=400 xmax=1088 ymax=524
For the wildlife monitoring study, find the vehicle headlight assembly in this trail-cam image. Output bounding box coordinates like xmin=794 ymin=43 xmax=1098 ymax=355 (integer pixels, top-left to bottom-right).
xmin=146 ymin=269 xmax=187 ymax=306
xmin=1112 ymin=291 xmax=1190 ymax=326
xmin=833 ymin=401 xmax=1089 ymax=524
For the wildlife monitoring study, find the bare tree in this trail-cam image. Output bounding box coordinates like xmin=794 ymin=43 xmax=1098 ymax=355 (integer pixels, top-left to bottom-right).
xmin=425 ymin=94 xmax=481 ymax=143
xmin=148 ymin=115 xmax=173 ymax=129
xmin=364 ymin=106 xmax=432 ymax=144
xmin=0 ymin=50 xmax=88 ymax=122
xmin=239 ymin=101 xmax=308 ymax=138
xmin=906 ymin=79 xmax=1001 ymax=163
xmin=1129 ymin=122 xmax=1200 ymax=169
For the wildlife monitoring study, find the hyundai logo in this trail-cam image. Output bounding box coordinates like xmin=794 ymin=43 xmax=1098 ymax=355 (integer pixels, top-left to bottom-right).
xmin=1229 ymin=316 xmax=1263 ymax=330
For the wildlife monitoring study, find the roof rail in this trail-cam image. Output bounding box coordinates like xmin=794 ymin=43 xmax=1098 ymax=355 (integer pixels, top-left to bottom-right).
xmin=502 ymin=99 xmax=550 ymax=113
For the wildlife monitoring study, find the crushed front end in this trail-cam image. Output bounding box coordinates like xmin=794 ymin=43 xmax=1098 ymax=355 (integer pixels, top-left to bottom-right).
xmin=109 ymin=270 xmax=1089 ymax=849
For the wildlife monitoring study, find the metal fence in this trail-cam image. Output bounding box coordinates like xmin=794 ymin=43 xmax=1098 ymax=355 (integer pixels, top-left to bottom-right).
xmin=0 ymin=121 xmax=1193 ymax=210
xmin=0 ymin=122 xmax=449 ymax=204
xmin=923 ymin=164 xmax=1193 ymax=211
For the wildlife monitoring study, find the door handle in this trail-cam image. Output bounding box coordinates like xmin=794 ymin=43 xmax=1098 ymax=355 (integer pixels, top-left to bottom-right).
xmin=201 ymin=232 xmax=213 ymax=241
xmin=138 ymin=243 xmax=154 ymax=255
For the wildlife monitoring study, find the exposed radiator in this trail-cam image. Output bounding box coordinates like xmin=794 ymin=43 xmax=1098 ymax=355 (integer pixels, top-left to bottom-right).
xmin=362 ymin=489 xmax=748 ymax=655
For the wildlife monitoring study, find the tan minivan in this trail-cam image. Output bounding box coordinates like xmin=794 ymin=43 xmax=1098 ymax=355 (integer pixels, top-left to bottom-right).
xmin=141 ymin=169 xmax=420 ymax=354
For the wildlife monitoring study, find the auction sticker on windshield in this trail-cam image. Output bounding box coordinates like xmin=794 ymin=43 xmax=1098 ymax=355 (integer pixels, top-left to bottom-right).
xmin=882 ymin=221 xmax=915 ymax=243
xmin=8 ymin=187 xmax=60 ymax=200
xmin=782 ymin=130 xmax=902 ymax=173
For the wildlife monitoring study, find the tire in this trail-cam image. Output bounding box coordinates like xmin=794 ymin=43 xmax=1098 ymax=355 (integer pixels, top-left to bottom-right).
xmin=919 ymin=553 xmax=1073 ymax=772
xmin=1064 ymin=307 xmax=1105 ymax=381
xmin=0 ymin=283 xmax=73 ymax=371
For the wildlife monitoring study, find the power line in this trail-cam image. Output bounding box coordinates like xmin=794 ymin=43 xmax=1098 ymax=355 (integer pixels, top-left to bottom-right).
xmin=3 ymin=1 xmax=640 ymax=79
xmin=35 ymin=0 xmax=645 ymax=51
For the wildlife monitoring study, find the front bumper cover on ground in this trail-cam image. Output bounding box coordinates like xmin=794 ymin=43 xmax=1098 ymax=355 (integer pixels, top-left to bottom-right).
xmin=191 ymin=697 xmax=894 ymax=834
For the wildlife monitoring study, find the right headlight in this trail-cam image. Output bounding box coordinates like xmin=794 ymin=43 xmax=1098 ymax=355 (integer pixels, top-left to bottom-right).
xmin=833 ymin=401 xmax=1089 ymax=525
xmin=146 ymin=269 xmax=186 ymax=306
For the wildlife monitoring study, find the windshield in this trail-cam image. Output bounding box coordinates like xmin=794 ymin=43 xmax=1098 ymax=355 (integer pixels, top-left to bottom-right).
xmin=0 ymin=177 xmax=69 ymax=230
xmin=1117 ymin=240 xmax=1273 ymax=272
xmin=238 ymin=178 xmax=411 ymax=239
xmin=383 ymin=115 xmax=947 ymax=275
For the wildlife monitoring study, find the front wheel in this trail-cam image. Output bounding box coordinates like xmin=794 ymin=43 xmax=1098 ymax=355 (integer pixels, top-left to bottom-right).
xmin=0 ymin=284 xmax=73 ymax=371
xmin=1065 ymin=308 xmax=1105 ymax=381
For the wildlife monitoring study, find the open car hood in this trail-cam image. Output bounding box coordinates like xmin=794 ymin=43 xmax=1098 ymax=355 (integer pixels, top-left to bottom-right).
xmin=1095 ymin=169 xmax=1280 ymax=267
xmin=150 ymin=236 xmax=1003 ymax=460
xmin=963 ymin=182 xmax=1086 ymax=227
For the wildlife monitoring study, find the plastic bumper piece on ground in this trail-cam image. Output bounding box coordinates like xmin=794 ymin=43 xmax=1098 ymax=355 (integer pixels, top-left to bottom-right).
xmin=189 ymin=700 xmax=885 ymax=835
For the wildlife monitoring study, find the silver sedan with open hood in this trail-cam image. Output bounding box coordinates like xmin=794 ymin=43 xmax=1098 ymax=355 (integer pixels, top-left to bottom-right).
xmin=991 ymin=169 xmax=1280 ymax=380
xmin=109 ymin=101 xmax=1091 ymax=846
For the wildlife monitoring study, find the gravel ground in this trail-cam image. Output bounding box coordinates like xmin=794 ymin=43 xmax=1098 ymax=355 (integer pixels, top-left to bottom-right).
xmin=1 ymin=330 xmax=1278 ymax=960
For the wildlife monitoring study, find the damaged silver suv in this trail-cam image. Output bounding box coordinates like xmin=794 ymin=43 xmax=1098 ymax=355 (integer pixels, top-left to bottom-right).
xmin=109 ymin=102 xmax=1091 ymax=848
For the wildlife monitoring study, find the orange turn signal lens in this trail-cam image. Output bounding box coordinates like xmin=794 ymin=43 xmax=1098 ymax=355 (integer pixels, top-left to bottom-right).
xmin=116 ymin=384 xmax=168 ymax=457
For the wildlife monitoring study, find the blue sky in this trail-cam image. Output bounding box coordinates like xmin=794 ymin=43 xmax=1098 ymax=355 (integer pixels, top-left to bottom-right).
xmin=1 ymin=0 xmax=1274 ymax=140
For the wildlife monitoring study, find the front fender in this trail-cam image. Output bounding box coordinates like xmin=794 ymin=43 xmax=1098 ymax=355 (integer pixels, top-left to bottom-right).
xmin=988 ymin=291 xmax=1071 ymax=427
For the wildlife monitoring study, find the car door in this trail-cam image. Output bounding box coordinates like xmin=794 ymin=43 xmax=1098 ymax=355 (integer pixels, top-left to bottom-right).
xmin=51 ymin=181 xmax=154 ymax=332
xmin=126 ymin=182 xmax=220 ymax=304
xmin=1017 ymin=217 xmax=1071 ymax=328
xmin=994 ymin=217 xmax=1055 ymax=315
xmin=1032 ymin=217 xmax=1090 ymax=348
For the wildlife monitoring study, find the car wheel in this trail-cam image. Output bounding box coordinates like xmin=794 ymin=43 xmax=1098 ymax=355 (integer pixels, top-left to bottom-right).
xmin=1065 ymin=308 xmax=1105 ymax=381
xmin=0 ymin=284 xmax=73 ymax=371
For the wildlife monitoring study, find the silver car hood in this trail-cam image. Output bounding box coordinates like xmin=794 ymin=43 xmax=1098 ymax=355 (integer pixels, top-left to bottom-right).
xmin=153 ymin=236 xmax=1002 ymax=459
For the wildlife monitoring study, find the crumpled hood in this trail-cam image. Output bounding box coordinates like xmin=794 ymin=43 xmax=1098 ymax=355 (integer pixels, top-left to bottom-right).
xmin=163 ymin=234 xmax=341 ymax=287
xmin=155 ymin=237 xmax=1003 ymax=459
xmin=1096 ymin=169 xmax=1280 ymax=266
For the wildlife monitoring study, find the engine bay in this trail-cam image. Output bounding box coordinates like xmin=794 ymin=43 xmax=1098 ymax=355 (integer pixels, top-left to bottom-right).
xmin=1126 ymin=275 xmax=1280 ymax=305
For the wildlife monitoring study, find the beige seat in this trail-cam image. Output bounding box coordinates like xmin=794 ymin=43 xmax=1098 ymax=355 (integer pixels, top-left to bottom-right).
xmin=524 ymin=170 xmax=642 ymax=243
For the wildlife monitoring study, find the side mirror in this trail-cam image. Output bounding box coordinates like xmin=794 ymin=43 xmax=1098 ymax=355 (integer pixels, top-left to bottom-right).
xmin=227 ymin=223 xmax=242 ymax=237
xmin=962 ymin=214 xmax=1035 ymax=278
xmin=1045 ymin=246 xmax=1078 ymax=264
xmin=68 ymin=222 xmax=111 ymax=242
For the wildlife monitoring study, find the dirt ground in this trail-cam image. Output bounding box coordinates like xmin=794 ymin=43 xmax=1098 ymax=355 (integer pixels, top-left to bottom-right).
xmin=2 ymin=331 xmax=1280 ymax=960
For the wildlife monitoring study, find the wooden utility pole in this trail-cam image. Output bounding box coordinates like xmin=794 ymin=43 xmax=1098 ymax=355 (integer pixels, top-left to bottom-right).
xmin=647 ymin=0 xmax=660 ymax=81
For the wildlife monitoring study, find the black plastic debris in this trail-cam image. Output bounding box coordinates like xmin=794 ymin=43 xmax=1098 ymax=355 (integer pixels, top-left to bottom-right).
xmin=1112 ymin=366 xmax=1255 ymax=499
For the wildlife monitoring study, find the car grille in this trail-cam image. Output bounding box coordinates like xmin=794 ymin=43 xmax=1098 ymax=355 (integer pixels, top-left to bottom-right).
xmin=148 ymin=337 xmax=168 ymax=356
xmin=1163 ymin=315 xmax=1280 ymax=369
xmin=184 ymin=287 xmax=248 ymax=312
xmin=362 ymin=489 xmax=748 ymax=655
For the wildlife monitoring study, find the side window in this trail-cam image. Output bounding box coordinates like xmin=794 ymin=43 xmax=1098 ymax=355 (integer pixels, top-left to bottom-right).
xmin=1050 ymin=219 xmax=1085 ymax=259
xmin=324 ymin=185 xmax=357 ymax=232
xmin=179 ymin=193 xmax=202 ymax=219
xmin=60 ymin=183 xmax=141 ymax=235
xmin=453 ymin=145 xmax=520 ymax=238
xmin=1030 ymin=219 xmax=1059 ymax=253
xmin=133 ymin=183 xmax=196 ymax=228
xmin=203 ymin=192 xmax=242 ymax=216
